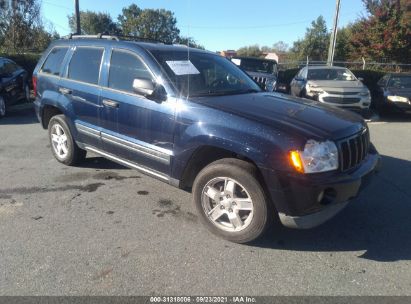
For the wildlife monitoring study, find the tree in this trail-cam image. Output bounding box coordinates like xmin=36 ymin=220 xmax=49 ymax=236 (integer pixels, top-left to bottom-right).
xmin=334 ymin=26 xmax=353 ymax=61
xmin=271 ymin=41 xmax=290 ymax=53
xmin=118 ymin=4 xmax=180 ymax=43
xmin=236 ymin=45 xmax=263 ymax=57
xmin=289 ymin=16 xmax=329 ymax=61
xmin=349 ymin=0 xmax=410 ymax=63
xmin=68 ymin=11 xmax=119 ymax=35
xmin=175 ymin=36 xmax=205 ymax=50
xmin=0 ymin=0 xmax=46 ymax=53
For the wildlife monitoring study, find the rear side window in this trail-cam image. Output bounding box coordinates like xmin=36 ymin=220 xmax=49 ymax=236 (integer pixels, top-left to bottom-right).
xmin=68 ymin=47 xmax=104 ymax=85
xmin=108 ymin=49 xmax=152 ymax=93
xmin=41 ymin=47 xmax=68 ymax=76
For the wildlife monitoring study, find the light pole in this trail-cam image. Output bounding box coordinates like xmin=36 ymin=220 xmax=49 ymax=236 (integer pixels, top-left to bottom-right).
xmin=327 ymin=0 xmax=341 ymax=66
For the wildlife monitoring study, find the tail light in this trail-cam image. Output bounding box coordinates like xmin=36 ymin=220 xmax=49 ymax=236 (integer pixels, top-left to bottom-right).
xmin=32 ymin=75 xmax=37 ymax=98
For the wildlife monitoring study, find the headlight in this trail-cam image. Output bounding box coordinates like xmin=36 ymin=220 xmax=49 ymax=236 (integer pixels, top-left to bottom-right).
xmin=306 ymin=84 xmax=324 ymax=95
xmin=387 ymin=95 xmax=409 ymax=103
xmin=289 ymin=140 xmax=339 ymax=173
xmin=359 ymin=90 xmax=370 ymax=96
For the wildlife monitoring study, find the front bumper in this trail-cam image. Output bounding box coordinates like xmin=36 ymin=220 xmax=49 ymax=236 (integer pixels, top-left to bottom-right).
xmin=307 ymin=91 xmax=371 ymax=110
xmin=262 ymin=151 xmax=380 ymax=229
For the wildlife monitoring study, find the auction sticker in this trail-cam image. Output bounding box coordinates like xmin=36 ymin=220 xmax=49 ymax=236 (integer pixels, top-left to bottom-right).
xmin=166 ymin=60 xmax=200 ymax=75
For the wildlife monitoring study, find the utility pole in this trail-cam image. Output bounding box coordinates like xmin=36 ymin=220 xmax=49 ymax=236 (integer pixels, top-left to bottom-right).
xmin=327 ymin=0 xmax=341 ymax=66
xmin=74 ymin=0 xmax=81 ymax=34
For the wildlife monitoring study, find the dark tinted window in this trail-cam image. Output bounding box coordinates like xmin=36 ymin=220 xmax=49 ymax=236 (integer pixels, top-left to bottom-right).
xmin=41 ymin=47 xmax=68 ymax=76
xmin=108 ymin=49 xmax=152 ymax=93
xmin=68 ymin=47 xmax=104 ymax=85
xmin=3 ymin=60 xmax=19 ymax=74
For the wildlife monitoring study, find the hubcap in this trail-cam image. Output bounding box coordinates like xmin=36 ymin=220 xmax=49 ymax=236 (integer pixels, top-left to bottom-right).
xmin=0 ymin=97 xmax=5 ymax=117
xmin=51 ymin=124 xmax=69 ymax=159
xmin=201 ymin=177 xmax=254 ymax=232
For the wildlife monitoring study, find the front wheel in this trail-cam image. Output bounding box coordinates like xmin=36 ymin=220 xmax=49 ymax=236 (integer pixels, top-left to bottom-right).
xmin=192 ymin=159 xmax=271 ymax=243
xmin=0 ymin=96 xmax=6 ymax=118
xmin=48 ymin=115 xmax=86 ymax=165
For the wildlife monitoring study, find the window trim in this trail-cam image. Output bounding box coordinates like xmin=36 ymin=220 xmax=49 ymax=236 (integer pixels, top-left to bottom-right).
xmin=40 ymin=46 xmax=70 ymax=76
xmin=106 ymin=47 xmax=156 ymax=96
xmin=67 ymin=46 xmax=105 ymax=86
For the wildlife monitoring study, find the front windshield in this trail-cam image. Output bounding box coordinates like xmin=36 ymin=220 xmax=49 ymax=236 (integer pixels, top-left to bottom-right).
xmin=237 ymin=58 xmax=277 ymax=75
xmin=307 ymin=68 xmax=356 ymax=81
xmin=150 ymin=50 xmax=261 ymax=97
xmin=388 ymin=76 xmax=411 ymax=88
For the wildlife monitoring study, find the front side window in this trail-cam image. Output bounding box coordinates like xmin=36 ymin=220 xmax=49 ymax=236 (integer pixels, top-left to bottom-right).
xmin=150 ymin=50 xmax=261 ymax=97
xmin=68 ymin=47 xmax=104 ymax=85
xmin=108 ymin=49 xmax=152 ymax=93
xmin=41 ymin=47 xmax=68 ymax=76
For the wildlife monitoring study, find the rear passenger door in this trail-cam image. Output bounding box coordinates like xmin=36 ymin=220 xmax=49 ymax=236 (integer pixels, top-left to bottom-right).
xmin=59 ymin=46 xmax=104 ymax=147
xmin=99 ymin=47 xmax=175 ymax=176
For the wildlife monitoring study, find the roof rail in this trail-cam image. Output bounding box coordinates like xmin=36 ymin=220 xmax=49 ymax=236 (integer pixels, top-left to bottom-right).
xmin=62 ymin=33 xmax=170 ymax=44
xmin=63 ymin=33 xmax=119 ymax=41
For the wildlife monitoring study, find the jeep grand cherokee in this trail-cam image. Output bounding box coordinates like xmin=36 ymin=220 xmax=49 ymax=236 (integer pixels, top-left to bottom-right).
xmin=33 ymin=35 xmax=380 ymax=243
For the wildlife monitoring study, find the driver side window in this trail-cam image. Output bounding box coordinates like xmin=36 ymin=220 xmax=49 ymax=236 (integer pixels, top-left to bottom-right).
xmin=108 ymin=49 xmax=153 ymax=94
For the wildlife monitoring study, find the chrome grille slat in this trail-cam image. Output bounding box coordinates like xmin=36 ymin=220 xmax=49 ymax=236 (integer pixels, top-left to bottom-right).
xmin=339 ymin=129 xmax=370 ymax=172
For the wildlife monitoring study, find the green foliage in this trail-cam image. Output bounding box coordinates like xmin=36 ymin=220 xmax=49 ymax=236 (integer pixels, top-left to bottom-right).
xmin=117 ymin=4 xmax=180 ymax=43
xmin=0 ymin=0 xmax=55 ymax=53
xmin=175 ymin=36 xmax=205 ymax=50
xmin=0 ymin=53 xmax=41 ymax=76
xmin=349 ymin=0 xmax=411 ymax=62
xmin=237 ymin=45 xmax=263 ymax=57
xmin=289 ymin=16 xmax=329 ymax=61
xmin=68 ymin=10 xmax=119 ymax=35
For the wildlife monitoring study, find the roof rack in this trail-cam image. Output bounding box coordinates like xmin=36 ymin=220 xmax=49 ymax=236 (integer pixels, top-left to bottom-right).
xmin=63 ymin=33 xmax=170 ymax=44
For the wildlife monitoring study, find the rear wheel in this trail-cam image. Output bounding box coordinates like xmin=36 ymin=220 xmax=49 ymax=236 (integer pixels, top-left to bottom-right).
xmin=24 ymin=83 xmax=31 ymax=102
xmin=48 ymin=115 xmax=86 ymax=165
xmin=193 ymin=159 xmax=271 ymax=243
xmin=0 ymin=96 xmax=6 ymax=118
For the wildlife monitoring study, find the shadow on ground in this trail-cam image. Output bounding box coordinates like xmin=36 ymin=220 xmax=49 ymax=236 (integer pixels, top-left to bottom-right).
xmin=251 ymin=155 xmax=411 ymax=262
xmin=0 ymin=102 xmax=38 ymax=125
xmin=79 ymin=156 xmax=128 ymax=170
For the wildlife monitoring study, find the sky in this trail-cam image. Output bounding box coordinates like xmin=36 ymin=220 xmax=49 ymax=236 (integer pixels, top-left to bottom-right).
xmin=41 ymin=0 xmax=368 ymax=52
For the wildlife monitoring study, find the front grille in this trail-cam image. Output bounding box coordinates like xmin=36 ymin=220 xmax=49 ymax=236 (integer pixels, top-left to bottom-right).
xmin=323 ymin=96 xmax=361 ymax=104
xmin=253 ymin=76 xmax=267 ymax=87
xmin=325 ymin=91 xmax=359 ymax=95
xmin=338 ymin=129 xmax=370 ymax=172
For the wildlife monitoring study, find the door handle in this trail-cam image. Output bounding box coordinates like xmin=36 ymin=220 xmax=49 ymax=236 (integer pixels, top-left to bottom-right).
xmin=102 ymin=99 xmax=119 ymax=108
xmin=59 ymin=87 xmax=72 ymax=95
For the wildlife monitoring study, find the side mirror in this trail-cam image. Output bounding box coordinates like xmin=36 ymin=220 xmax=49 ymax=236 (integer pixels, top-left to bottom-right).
xmin=132 ymin=78 xmax=167 ymax=102
xmin=133 ymin=78 xmax=155 ymax=96
xmin=294 ymin=77 xmax=303 ymax=82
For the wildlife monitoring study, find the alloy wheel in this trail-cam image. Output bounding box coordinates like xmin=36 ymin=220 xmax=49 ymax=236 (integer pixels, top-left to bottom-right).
xmin=51 ymin=123 xmax=69 ymax=159
xmin=201 ymin=177 xmax=254 ymax=232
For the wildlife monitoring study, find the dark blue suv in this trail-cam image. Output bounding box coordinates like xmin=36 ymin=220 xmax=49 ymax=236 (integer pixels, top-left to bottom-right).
xmin=33 ymin=35 xmax=380 ymax=243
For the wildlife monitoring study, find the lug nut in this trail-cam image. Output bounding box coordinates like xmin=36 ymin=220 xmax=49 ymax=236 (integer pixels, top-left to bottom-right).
xmin=220 ymin=205 xmax=225 ymax=209
xmin=228 ymin=208 xmax=233 ymax=213
xmin=232 ymin=202 xmax=237 ymax=206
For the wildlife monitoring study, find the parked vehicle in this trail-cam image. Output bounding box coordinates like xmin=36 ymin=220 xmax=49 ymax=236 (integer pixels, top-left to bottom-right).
xmin=231 ymin=57 xmax=278 ymax=92
xmin=0 ymin=57 xmax=30 ymax=118
xmin=375 ymin=73 xmax=411 ymax=114
xmin=33 ymin=35 xmax=380 ymax=243
xmin=290 ymin=66 xmax=371 ymax=114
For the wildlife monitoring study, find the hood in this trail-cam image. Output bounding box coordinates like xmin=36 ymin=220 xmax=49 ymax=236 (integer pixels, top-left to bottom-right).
xmin=308 ymin=80 xmax=366 ymax=91
xmin=191 ymin=92 xmax=365 ymax=140
xmin=386 ymin=87 xmax=411 ymax=98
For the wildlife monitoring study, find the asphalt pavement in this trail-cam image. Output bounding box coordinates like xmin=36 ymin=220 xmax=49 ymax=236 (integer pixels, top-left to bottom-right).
xmin=0 ymin=104 xmax=410 ymax=296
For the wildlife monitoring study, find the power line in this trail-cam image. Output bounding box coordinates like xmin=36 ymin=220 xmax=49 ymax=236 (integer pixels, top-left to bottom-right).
xmin=42 ymin=0 xmax=72 ymax=11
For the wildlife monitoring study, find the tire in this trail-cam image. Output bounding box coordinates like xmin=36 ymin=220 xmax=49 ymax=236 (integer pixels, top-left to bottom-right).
xmin=0 ymin=96 xmax=6 ymax=118
xmin=192 ymin=158 xmax=271 ymax=243
xmin=24 ymin=82 xmax=31 ymax=102
xmin=48 ymin=115 xmax=86 ymax=165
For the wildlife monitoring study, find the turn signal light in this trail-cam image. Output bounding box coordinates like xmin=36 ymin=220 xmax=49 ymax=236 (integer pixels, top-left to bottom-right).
xmin=32 ymin=76 xmax=37 ymax=98
xmin=289 ymin=151 xmax=304 ymax=173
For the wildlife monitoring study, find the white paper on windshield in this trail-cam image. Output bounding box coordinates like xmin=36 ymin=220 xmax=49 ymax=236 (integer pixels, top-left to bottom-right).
xmin=231 ymin=58 xmax=241 ymax=66
xmin=166 ymin=60 xmax=200 ymax=75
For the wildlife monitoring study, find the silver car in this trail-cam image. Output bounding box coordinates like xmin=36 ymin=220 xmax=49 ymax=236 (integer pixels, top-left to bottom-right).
xmin=290 ymin=66 xmax=371 ymax=112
